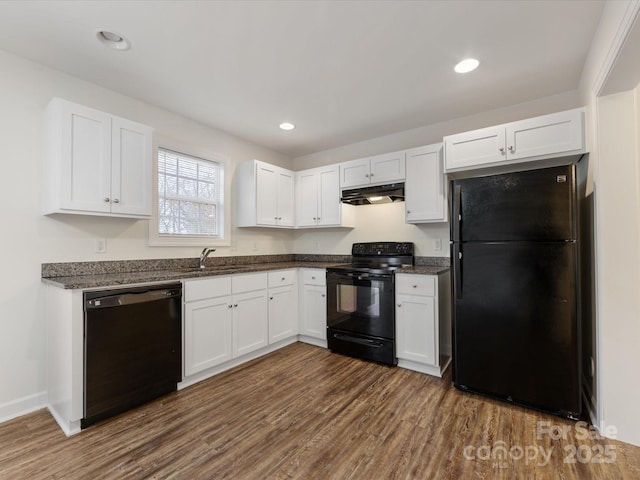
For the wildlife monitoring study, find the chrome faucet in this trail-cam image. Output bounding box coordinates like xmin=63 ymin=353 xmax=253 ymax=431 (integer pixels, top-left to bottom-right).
xmin=199 ymin=247 xmax=216 ymax=270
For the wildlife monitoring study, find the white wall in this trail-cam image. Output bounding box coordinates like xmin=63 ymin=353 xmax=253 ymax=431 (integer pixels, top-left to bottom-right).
xmin=294 ymin=202 xmax=449 ymax=257
xmin=595 ymin=87 xmax=640 ymax=447
xmin=0 ymin=48 xmax=294 ymax=418
xmin=292 ymin=91 xmax=582 ymax=170
xmin=574 ymin=0 xmax=640 ymax=447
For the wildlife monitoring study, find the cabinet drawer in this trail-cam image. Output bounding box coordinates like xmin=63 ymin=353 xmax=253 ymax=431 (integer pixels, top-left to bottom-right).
xmin=396 ymin=274 xmax=436 ymax=297
xmin=185 ymin=276 xmax=232 ymax=303
xmin=302 ymin=269 xmax=326 ymax=286
xmin=232 ymin=272 xmax=268 ymax=293
xmin=268 ymin=269 xmax=297 ymax=287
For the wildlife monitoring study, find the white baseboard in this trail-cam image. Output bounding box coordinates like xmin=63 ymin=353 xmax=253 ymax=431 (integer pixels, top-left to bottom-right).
xmin=0 ymin=391 xmax=47 ymax=425
xmin=297 ymin=335 xmax=327 ymax=349
xmin=398 ymin=357 xmax=450 ymax=378
xmin=178 ymin=337 xmax=299 ymax=390
xmin=46 ymin=404 xmax=81 ymax=437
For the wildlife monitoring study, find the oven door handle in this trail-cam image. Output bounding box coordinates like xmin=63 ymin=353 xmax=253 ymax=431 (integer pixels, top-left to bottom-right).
xmin=348 ymin=272 xmax=369 ymax=279
xmin=328 ymin=272 xmax=389 ymax=280
xmin=332 ymin=333 xmax=385 ymax=348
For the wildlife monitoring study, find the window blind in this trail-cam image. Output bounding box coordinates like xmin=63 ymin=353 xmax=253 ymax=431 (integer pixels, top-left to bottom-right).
xmin=157 ymin=148 xmax=220 ymax=236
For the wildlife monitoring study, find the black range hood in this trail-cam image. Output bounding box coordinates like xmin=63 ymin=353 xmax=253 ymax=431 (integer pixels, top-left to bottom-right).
xmin=340 ymin=182 xmax=405 ymax=205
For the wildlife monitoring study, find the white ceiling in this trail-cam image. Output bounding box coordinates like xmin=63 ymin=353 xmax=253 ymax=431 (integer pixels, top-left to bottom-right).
xmin=0 ymin=0 xmax=605 ymax=158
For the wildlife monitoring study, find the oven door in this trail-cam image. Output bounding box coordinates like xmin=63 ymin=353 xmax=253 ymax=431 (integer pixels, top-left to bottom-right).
xmin=326 ymin=270 xmax=395 ymax=339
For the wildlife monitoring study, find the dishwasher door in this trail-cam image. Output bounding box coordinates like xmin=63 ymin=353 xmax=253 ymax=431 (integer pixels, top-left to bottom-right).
xmin=82 ymin=283 xmax=182 ymax=428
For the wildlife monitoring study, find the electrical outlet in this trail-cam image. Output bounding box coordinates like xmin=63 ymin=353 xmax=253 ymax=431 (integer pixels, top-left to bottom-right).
xmin=314 ymin=241 xmax=319 ymax=252
xmin=433 ymin=239 xmax=442 ymax=251
xmin=94 ymin=238 xmax=106 ymax=253
xmin=253 ymin=241 xmax=259 ymax=251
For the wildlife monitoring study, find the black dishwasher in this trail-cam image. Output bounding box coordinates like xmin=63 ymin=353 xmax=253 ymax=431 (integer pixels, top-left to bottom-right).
xmin=82 ymin=283 xmax=182 ymax=428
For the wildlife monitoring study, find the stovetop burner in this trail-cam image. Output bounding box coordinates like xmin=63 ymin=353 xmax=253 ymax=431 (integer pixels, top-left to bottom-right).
xmin=327 ymin=242 xmax=414 ymax=275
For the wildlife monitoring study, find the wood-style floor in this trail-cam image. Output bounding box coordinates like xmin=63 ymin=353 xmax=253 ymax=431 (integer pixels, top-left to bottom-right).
xmin=1 ymin=343 xmax=639 ymax=479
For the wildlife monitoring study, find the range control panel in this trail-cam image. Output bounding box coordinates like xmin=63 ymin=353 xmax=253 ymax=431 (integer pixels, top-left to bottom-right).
xmin=351 ymin=242 xmax=414 ymax=256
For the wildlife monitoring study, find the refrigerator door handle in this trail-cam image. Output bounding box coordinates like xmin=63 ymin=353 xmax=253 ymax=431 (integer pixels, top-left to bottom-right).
xmin=452 ymin=184 xmax=462 ymax=242
xmin=454 ymin=243 xmax=462 ymax=299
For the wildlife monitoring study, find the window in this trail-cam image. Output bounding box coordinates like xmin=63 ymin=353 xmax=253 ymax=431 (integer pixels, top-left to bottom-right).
xmin=151 ymin=147 xmax=228 ymax=246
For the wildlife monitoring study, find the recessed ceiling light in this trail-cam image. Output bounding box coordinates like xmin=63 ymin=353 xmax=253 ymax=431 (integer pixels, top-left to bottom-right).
xmin=454 ymin=58 xmax=479 ymax=74
xmin=96 ymin=30 xmax=131 ymax=51
xmin=279 ymin=122 xmax=295 ymax=131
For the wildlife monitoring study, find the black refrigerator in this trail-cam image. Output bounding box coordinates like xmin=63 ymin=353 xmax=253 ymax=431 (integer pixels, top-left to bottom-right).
xmin=450 ymin=162 xmax=587 ymax=419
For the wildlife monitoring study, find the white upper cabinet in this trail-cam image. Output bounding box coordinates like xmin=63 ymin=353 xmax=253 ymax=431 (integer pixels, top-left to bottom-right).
xmin=296 ymin=169 xmax=320 ymax=227
xmin=404 ymin=143 xmax=447 ymax=223
xmin=444 ymin=125 xmax=506 ymax=171
xmin=237 ymin=160 xmax=295 ymax=228
xmin=444 ymin=108 xmax=585 ymax=173
xmin=505 ymin=110 xmax=584 ymax=161
xmin=42 ymin=97 xmax=152 ymax=218
xmin=295 ymin=164 xmax=349 ymax=228
xmin=339 ymin=150 xmax=406 ymax=188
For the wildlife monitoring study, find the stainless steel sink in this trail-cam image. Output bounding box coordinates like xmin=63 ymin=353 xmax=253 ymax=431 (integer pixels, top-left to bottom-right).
xmin=179 ymin=265 xmax=252 ymax=273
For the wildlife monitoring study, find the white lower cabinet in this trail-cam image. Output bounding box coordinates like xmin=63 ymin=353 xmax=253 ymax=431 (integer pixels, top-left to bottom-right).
xmin=233 ymin=289 xmax=269 ymax=357
xmin=184 ymin=276 xmax=233 ymax=377
xmin=184 ymin=272 xmax=269 ymax=378
xmin=395 ymin=272 xmax=451 ymax=377
xmin=268 ymin=270 xmax=298 ymax=344
xmin=184 ymin=295 xmax=233 ymax=376
xmin=396 ymin=293 xmax=436 ymax=365
xmin=298 ymin=269 xmax=327 ymax=346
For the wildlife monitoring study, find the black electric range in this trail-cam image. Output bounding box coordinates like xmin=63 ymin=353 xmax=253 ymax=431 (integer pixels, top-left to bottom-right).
xmin=325 ymin=242 xmax=414 ymax=365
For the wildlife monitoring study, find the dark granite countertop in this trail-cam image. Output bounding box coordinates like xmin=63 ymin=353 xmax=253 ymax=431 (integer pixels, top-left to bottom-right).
xmin=396 ymin=265 xmax=450 ymax=275
xmin=42 ymin=261 xmax=345 ymax=290
xmin=41 ymin=254 xmax=450 ymax=290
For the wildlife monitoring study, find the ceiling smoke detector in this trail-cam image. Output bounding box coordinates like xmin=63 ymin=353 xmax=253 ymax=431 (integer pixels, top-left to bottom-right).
xmin=96 ymin=30 xmax=131 ymax=51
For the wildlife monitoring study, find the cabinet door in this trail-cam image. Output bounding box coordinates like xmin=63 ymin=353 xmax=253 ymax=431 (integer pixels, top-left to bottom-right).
xmin=268 ymin=284 xmax=298 ymax=344
xmin=396 ymin=294 xmax=436 ymax=365
xmin=296 ymin=170 xmax=319 ymax=226
xmin=317 ymin=165 xmax=341 ymax=226
xmin=256 ymin=162 xmax=278 ymax=225
xmin=59 ymin=101 xmax=112 ymax=213
xmin=444 ymin=126 xmax=506 ymax=172
xmin=300 ymin=285 xmax=327 ymax=339
xmin=405 ymin=144 xmax=446 ymax=223
xmin=233 ymin=290 xmax=268 ymax=357
xmin=369 ymin=150 xmax=406 ymax=184
xmin=111 ymin=117 xmax=152 ymax=217
xmin=339 ymin=158 xmax=371 ymax=188
xmin=276 ymin=169 xmax=295 ymax=226
xmin=184 ymin=296 xmax=233 ymax=376
xmin=506 ymin=109 xmax=584 ymax=161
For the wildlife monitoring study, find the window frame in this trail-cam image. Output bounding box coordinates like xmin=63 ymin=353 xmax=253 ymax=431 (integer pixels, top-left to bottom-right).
xmin=148 ymin=141 xmax=231 ymax=247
